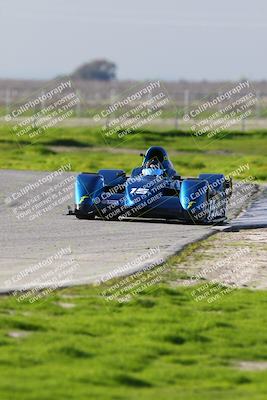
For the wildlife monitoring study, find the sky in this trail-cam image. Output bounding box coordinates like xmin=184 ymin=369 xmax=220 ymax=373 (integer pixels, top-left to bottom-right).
xmin=0 ymin=0 xmax=267 ymax=81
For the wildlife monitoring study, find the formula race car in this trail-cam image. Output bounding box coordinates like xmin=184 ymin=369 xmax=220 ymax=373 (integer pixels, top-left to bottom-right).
xmin=71 ymin=146 xmax=232 ymax=224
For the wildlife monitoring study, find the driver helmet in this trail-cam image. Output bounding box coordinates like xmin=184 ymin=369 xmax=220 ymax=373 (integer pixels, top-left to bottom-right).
xmin=146 ymin=158 xmax=160 ymax=169
xmin=142 ymin=158 xmax=163 ymax=176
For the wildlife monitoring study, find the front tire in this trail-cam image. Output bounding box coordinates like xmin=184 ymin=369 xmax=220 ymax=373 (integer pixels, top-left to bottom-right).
xmin=75 ymin=209 xmax=95 ymax=220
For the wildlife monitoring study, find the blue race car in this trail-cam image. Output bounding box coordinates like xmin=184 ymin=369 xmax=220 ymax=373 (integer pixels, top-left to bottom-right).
xmin=71 ymin=146 xmax=232 ymax=224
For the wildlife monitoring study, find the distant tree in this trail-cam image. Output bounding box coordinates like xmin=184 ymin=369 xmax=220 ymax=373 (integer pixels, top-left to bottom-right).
xmin=71 ymin=59 xmax=117 ymax=81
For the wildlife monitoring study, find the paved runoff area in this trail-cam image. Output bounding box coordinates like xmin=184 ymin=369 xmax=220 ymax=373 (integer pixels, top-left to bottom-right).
xmin=0 ymin=170 xmax=265 ymax=293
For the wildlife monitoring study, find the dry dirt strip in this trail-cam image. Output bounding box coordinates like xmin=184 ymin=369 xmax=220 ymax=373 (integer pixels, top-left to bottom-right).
xmin=176 ymin=186 xmax=267 ymax=290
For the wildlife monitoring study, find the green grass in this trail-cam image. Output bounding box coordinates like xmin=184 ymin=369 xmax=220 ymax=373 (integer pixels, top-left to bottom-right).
xmin=1 ymin=278 xmax=267 ymax=399
xmin=0 ymin=124 xmax=266 ymax=398
xmin=0 ymin=125 xmax=266 ymax=180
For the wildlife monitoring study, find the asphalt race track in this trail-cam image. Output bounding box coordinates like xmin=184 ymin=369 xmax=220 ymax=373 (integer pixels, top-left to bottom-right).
xmin=0 ymin=169 xmax=263 ymax=293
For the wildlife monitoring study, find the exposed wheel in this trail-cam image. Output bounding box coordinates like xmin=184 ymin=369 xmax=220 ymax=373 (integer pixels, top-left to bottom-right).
xmin=75 ymin=210 xmax=95 ymax=220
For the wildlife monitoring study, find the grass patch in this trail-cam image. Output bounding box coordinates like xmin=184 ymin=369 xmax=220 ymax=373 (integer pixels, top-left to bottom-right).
xmin=0 ymin=271 xmax=267 ymax=399
xmin=0 ymin=125 xmax=266 ymax=180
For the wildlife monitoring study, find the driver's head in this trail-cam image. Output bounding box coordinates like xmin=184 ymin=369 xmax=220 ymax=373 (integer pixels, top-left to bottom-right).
xmin=146 ymin=158 xmax=160 ymax=169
